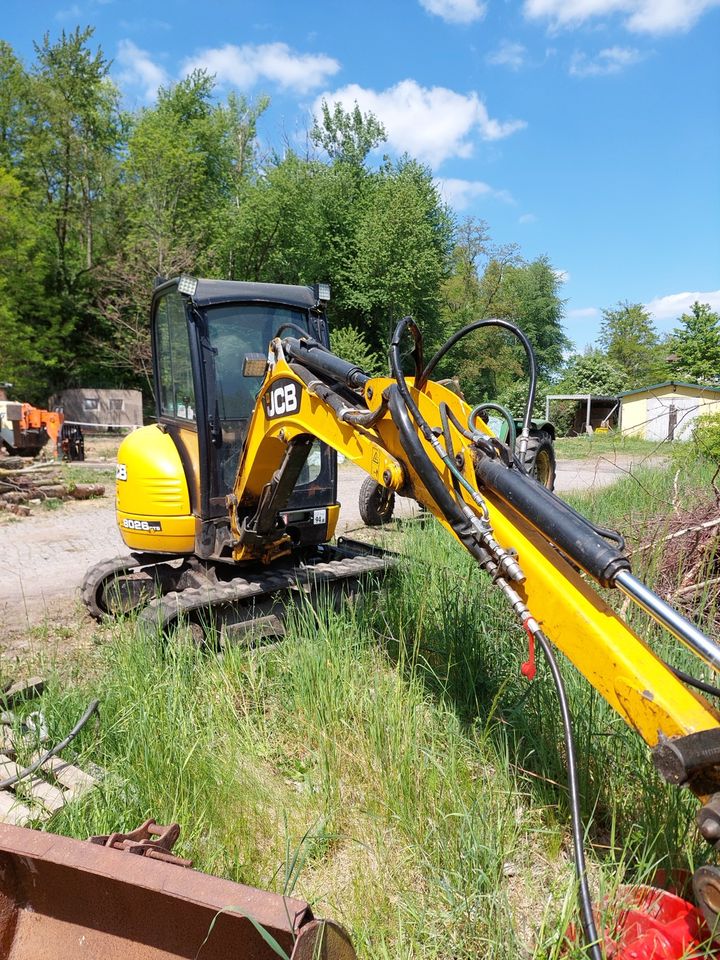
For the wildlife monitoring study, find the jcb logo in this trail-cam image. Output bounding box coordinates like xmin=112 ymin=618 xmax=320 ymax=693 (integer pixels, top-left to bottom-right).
xmin=264 ymin=379 xmax=300 ymax=419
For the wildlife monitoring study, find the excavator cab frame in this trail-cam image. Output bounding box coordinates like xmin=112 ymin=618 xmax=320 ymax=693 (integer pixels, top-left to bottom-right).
xmin=148 ymin=278 xmax=339 ymax=560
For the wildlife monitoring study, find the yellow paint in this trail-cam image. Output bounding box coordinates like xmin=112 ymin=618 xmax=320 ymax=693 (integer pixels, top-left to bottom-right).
xmin=326 ymin=503 xmax=340 ymax=540
xmin=116 ymin=424 xmax=194 ymax=553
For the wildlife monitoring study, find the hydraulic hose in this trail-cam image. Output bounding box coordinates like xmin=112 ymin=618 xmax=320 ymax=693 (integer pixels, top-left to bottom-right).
xmin=392 ymin=316 xmax=602 ymax=955
xmin=420 ymin=318 xmax=538 ymax=447
xmin=390 ymin=319 xmax=486 ymax=506
xmin=469 ymin=402 xmax=518 ymax=450
xmin=535 ymin=632 xmax=603 ymax=960
xmin=387 ymin=388 xmax=489 ymax=565
xmin=0 ymin=699 xmax=100 ymax=791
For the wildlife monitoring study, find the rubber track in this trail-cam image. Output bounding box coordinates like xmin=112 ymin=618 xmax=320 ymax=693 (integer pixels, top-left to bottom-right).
xmin=81 ymin=554 xmax=141 ymax=619
xmin=137 ymin=552 xmax=392 ymax=634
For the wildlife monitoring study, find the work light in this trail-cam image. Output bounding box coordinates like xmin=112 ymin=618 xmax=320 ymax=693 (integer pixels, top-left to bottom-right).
xmin=178 ymin=275 xmax=198 ymax=296
xmin=313 ymin=282 xmax=331 ymax=303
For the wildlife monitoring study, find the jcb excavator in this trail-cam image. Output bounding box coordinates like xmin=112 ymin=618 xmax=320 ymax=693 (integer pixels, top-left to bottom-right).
xmin=82 ymin=275 xmax=720 ymax=957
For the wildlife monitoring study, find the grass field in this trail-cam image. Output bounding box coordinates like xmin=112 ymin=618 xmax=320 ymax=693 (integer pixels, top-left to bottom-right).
xmin=7 ymin=454 xmax=720 ymax=958
xmin=554 ymin=432 xmax=666 ymax=461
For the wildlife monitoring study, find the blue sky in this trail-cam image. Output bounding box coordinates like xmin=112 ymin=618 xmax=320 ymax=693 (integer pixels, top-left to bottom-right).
xmin=4 ymin=0 xmax=720 ymax=351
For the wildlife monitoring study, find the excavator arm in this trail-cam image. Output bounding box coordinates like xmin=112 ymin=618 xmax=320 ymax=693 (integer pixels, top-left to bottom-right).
xmin=231 ymin=324 xmax=720 ymax=758
xmin=229 ymin=317 xmax=720 ymax=946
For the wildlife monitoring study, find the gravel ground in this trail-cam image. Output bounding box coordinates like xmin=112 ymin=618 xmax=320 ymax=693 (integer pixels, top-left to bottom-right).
xmin=0 ymin=454 xmax=664 ymax=635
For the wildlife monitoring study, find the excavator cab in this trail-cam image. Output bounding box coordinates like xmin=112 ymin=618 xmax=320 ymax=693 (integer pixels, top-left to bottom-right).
xmin=116 ymin=278 xmax=338 ymax=560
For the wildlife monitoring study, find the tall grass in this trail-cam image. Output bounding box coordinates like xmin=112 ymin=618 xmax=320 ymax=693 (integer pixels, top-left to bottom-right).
xmin=22 ymin=455 xmax=720 ymax=958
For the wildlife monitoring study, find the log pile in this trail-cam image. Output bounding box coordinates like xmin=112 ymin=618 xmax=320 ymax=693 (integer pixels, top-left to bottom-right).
xmin=0 ymin=459 xmax=104 ymax=517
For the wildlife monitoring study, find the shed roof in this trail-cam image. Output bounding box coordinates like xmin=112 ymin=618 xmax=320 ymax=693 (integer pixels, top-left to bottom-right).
xmin=619 ymin=381 xmax=720 ymax=399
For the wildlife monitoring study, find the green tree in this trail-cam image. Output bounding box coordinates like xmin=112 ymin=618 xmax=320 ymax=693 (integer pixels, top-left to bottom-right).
xmin=330 ymin=324 xmax=381 ymax=373
xmin=0 ymin=41 xmax=30 ymax=169
xmin=311 ymin=100 xmax=386 ymax=167
xmin=0 ymin=167 xmax=53 ymax=399
xmin=103 ymin=74 xmax=267 ymax=388
xmin=598 ymin=301 xmax=666 ymax=385
xmin=560 ymin=350 xmax=628 ymax=394
xmin=438 ymin=245 xmax=567 ymax=405
xmin=18 ymin=28 xmax=125 ymax=390
xmin=670 ymin=301 xmax=720 ymax=383
xmin=344 ymin=157 xmax=452 ymax=345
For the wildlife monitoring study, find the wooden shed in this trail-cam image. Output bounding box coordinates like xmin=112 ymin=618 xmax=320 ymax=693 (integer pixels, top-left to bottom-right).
xmin=49 ymin=388 xmax=143 ymax=431
xmin=619 ymin=381 xmax=720 ymax=441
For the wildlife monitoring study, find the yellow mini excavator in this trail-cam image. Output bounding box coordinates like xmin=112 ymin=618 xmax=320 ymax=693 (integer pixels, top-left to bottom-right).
xmin=83 ymin=275 xmax=720 ymax=957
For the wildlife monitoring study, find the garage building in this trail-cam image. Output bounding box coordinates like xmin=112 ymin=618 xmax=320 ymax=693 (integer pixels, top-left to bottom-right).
xmin=619 ymin=381 xmax=720 ymax=441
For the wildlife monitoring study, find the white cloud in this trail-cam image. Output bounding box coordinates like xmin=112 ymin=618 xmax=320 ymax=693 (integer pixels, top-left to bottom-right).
xmin=570 ymin=46 xmax=644 ymax=76
xmin=554 ymin=269 xmax=570 ymax=284
xmin=182 ymin=43 xmax=339 ymax=95
xmin=436 ymin=178 xmax=514 ymax=209
xmin=419 ymin=0 xmax=487 ymax=23
xmin=645 ymin=290 xmax=720 ymax=325
xmin=524 ymin=0 xmax=720 ymax=34
xmin=518 ymin=212 xmax=537 ymax=224
xmin=116 ymin=40 xmax=169 ymax=102
xmin=486 ymin=41 xmax=527 ymax=69
xmin=313 ymin=80 xmax=526 ymax=167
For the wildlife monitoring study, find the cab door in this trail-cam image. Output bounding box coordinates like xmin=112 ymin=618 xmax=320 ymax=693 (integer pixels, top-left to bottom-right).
xmin=202 ymin=302 xmax=336 ymax=516
xmin=152 ymin=289 xmax=202 ymax=517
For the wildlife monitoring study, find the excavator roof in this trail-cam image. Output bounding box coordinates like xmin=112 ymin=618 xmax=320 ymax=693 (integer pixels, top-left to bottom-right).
xmin=158 ymin=277 xmax=320 ymax=311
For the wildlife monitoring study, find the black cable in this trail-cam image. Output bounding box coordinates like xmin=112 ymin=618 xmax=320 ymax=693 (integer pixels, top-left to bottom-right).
xmin=0 ymin=699 xmax=100 ymax=790
xmin=669 ymin=665 xmax=720 ymax=700
xmin=275 ymin=321 xmax=316 ymax=341
xmin=534 ymin=631 xmax=602 ymax=959
xmin=420 ymin=318 xmax=538 ymax=442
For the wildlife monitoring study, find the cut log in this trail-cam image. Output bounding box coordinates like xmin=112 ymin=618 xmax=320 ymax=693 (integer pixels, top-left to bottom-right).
xmin=68 ymin=483 xmax=105 ymax=499
xmin=0 ymin=492 xmax=28 ymax=504
xmin=29 ymin=485 xmax=67 ymax=498
xmin=0 ymin=502 xmax=31 ymax=516
xmin=0 ymin=457 xmax=32 ymax=471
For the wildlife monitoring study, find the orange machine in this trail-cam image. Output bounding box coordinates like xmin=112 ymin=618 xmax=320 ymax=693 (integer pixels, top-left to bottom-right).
xmin=0 ymin=400 xmax=63 ymax=457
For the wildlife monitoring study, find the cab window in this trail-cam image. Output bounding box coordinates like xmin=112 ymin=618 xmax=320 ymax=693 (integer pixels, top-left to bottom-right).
xmin=206 ymin=303 xmax=304 ymax=421
xmin=205 ymin=302 xmax=320 ymax=492
xmin=155 ymin=291 xmax=196 ymax=421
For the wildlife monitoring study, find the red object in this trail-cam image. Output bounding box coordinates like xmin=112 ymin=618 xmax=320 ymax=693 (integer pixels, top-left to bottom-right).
xmin=521 ymin=620 xmax=537 ymax=680
xmin=565 ymin=884 xmax=720 ymax=958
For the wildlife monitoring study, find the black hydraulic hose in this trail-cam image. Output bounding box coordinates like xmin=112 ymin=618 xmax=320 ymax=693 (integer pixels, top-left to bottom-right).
xmin=508 ymin=452 xmax=627 ymax=552
xmin=275 ymin=321 xmax=317 ymax=341
xmin=470 ymin=402 xmax=518 ymax=450
xmin=387 ymin=388 xmax=487 ymax=563
xmin=0 ymin=699 xmax=100 ymax=791
xmin=534 ymin=632 xmax=603 ymax=960
xmin=390 ymin=320 xmax=490 ymax=508
xmin=420 ymin=318 xmax=538 ymax=442
xmin=669 ymin=665 xmax=720 ymax=700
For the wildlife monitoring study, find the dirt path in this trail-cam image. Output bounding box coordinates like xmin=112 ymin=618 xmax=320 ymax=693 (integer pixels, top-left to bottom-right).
xmin=0 ymin=453 xmax=664 ymax=635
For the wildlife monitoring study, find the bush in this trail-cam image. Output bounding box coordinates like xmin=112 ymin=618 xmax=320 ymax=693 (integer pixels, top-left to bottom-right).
xmin=692 ymin=412 xmax=720 ymax=463
xmin=330 ymin=324 xmax=382 ymax=375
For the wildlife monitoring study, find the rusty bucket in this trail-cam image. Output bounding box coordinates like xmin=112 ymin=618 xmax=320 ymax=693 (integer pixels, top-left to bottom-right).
xmin=0 ymin=821 xmax=356 ymax=960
